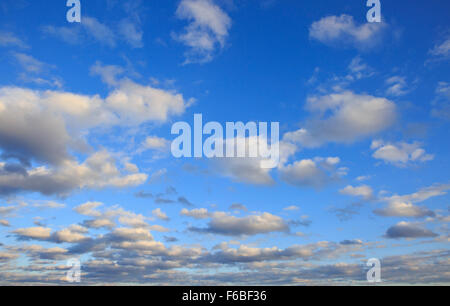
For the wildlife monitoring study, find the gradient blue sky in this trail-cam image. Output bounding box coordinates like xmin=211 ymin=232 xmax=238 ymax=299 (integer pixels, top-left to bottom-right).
xmin=0 ymin=0 xmax=449 ymax=285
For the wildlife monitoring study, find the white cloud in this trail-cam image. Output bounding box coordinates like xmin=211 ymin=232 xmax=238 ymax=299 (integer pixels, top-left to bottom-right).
xmin=191 ymin=212 xmax=289 ymax=236
xmin=13 ymin=227 xmax=52 ymax=240
xmin=374 ymin=202 xmax=435 ymax=218
xmin=0 ymin=31 xmax=28 ymax=48
xmin=309 ymin=14 xmax=386 ymax=50
xmin=141 ymin=136 xmax=170 ymax=151
xmin=279 ymin=157 xmax=343 ymax=188
xmin=283 ymin=91 xmax=396 ymax=148
xmin=74 ymin=202 xmax=103 ymax=217
xmin=371 ymin=140 xmax=434 ymax=166
xmin=374 ymin=184 xmax=449 ymax=218
xmin=152 ymin=208 xmax=169 ymax=221
xmin=340 ymin=185 xmax=374 ymax=200
xmin=0 ymin=150 xmax=148 ymax=196
xmin=174 ymin=0 xmax=231 ymax=63
xmin=385 ymin=76 xmax=409 ymax=97
xmin=181 ymin=208 xmax=210 ymax=219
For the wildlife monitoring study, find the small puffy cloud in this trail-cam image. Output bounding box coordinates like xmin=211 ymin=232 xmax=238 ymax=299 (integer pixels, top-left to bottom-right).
xmin=374 ymin=202 xmax=435 ymax=218
xmin=385 ymin=222 xmax=438 ymax=239
xmin=0 ymin=151 xmax=148 ymax=196
xmin=340 ymin=185 xmax=374 ymax=201
xmin=140 ymin=136 xmax=170 ymax=152
xmin=174 ymin=0 xmax=232 ymax=63
xmin=374 ymin=184 xmax=448 ymax=218
xmin=74 ymin=202 xmax=103 ymax=217
xmin=152 ymin=208 xmax=169 ymax=221
xmin=191 ymin=212 xmax=289 ymax=236
xmin=110 ymin=228 xmax=154 ymax=242
xmin=309 ymin=14 xmax=386 ymax=50
xmin=214 ymin=157 xmax=275 ymax=185
xmin=0 ymin=220 xmax=10 ymax=227
xmin=181 ymin=208 xmax=210 ymax=219
xmin=371 ymin=140 xmax=434 ymax=166
xmin=13 ymin=227 xmax=52 ymax=240
xmin=283 ymin=91 xmax=396 ymax=148
xmin=51 ymin=228 xmax=87 ymax=243
xmin=279 ymin=157 xmax=342 ymax=188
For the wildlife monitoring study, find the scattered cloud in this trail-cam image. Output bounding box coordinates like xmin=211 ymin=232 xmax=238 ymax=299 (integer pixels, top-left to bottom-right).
xmin=279 ymin=157 xmax=343 ymax=188
xmin=371 ymin=140 xmax=434 ymax=166
xmin=309 ymin=14 xmax=387 ymax=50
xmin=174 ymin=0 xmax=232 ymax=63
xmin=374 ymin=184 xmax=449 ymax=218
xmin=283 ymin=91 xmax=396 ymax=148
xmin=385 ymin=76 xmax=410 ymax=97
xmin=384 ymin=222 xmax=438 ymax=239
xmin=340 ymin=185 xmax=374 ymax=201
xmin=0 ymin=31 xmax=28 ymax=48
xmin=428 ymin=36 xmax=450 ymax=62
xmin=190 ymin=212 xmax=290 ymax=236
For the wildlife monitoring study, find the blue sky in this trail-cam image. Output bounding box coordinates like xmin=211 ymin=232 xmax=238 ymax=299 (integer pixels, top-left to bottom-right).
xmin=0 ymin=0 xmax=449 ymax=285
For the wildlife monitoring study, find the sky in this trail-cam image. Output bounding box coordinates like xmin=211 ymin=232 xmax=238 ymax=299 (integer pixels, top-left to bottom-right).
xmin=0 ymin=0 xmax=449 ymax=285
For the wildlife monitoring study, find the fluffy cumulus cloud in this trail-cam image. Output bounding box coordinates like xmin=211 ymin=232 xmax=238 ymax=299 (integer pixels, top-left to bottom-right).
xmin=0 ymin=150 xmax=148 ymax=196
xmin=174 ymin=0 xmax=232 ymax=63
xmin=371 ymin=140 xmax=434 ymax=166
xmin=384 ymin=222 xmax=438 ymax=239
xmin=374 ymin=184 xmax=449 ymax=218
xmin=209 ymin=136 xmax=280 ymax=185
xmin=279 ymin=157 xmax=344 ymax=188
xmin=283 ymin=91 xmax=396 ymax=148
xmin=187 ymin=210 xmax=290 ymax=236
xmin=340 ymin=185 xmax=374 ymax=201
xmin=309 ymin=14 xmax=386 ymax=50
xmin=0 ymin=70 xmax=191 ymax=196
